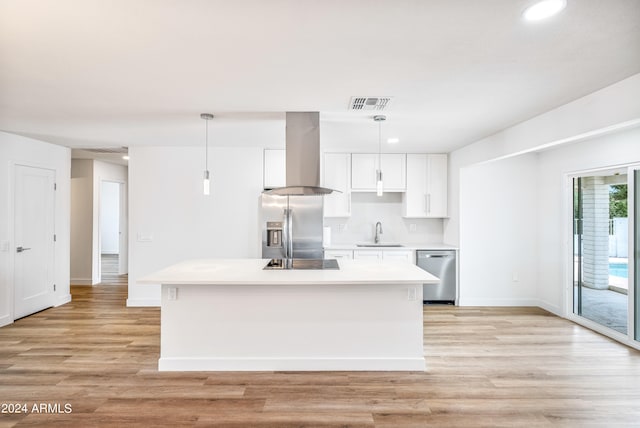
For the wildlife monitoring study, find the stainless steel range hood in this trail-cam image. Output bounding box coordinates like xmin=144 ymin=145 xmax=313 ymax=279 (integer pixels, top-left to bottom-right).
xmin=264 ymin=112 xmax=337 ymax=196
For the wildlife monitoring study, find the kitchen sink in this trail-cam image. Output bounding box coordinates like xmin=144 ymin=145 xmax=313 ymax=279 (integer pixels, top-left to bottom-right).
xmin=356 ymin=244 xmax=404 ymax=247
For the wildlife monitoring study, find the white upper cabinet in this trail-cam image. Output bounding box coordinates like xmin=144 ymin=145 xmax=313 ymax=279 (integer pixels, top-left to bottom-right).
xmin=323 ymin=153 xmax=351 ymax=217
xmin=351 ymin=153 xmax=406 ymax=192
xmin=427 ymin=154 xmax=448 ymax=217
xmin=402 ymin=153 xmax=448 ymax=218
xmin=263 ymin=149 xmax=285 ymax=189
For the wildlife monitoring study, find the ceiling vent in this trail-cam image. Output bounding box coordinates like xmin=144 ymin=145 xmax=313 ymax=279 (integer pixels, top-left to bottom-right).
xmin=349 ymin=97 xmax=392 ymax=111
xmin=80 ymin=147 xmax=128 ymax=154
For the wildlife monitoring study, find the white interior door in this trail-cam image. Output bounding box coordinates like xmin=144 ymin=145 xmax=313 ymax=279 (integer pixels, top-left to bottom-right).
xmin=14 ymin=165 xmax=56 ymax=319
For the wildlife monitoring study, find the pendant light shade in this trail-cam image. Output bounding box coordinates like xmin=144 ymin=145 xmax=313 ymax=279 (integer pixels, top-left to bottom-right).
xmin=373 ymin=115 xmax=386 ymax=196
xmin=201 ymin=113 xmax=214 ymax=195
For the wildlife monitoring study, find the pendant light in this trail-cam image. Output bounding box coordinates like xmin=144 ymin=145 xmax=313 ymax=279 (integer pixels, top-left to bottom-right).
xmin=373 ymin=115 xmax=386 ymax=196
xmin=200 ymin=113 xmax=214 ymax=195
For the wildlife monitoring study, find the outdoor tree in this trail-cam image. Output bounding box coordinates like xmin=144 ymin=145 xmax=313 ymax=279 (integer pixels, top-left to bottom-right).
xmin=609 ymin=184 xmax=627 ymax=218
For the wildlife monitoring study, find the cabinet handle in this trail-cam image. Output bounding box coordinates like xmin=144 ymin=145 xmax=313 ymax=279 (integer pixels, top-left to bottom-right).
xmin=423 ymin=194 xmax=427 ymax=213
xmin=427 ymin=194 xmax=431 ymax=214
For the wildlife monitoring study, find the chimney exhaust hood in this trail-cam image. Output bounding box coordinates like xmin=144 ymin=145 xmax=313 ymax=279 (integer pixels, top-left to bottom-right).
xmin=264 ymin=112 xmax=338 ymax=196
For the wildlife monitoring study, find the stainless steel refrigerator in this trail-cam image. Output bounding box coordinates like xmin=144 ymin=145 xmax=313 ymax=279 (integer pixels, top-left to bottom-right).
xmin=261 ymin=193 xmax=324 ymax=260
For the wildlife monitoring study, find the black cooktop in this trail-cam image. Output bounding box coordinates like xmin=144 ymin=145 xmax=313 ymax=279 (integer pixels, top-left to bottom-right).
xmin=263 ymin=258 xmax=340 ymax=270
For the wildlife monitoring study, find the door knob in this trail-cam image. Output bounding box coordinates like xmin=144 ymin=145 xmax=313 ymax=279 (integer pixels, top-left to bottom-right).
xmin=16 ymin=246 xmax=31 ymax=253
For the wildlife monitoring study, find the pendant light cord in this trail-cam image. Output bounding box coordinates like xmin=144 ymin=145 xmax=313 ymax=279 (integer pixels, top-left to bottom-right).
xmin=378 ymin=119 xmax=382 ymax=169
xmin=205 ymin=119 xmax=209 ymax=171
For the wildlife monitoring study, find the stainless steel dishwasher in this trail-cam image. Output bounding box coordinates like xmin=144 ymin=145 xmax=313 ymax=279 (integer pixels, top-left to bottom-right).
xmin=416 ymin=250 xmax=457 ymax=304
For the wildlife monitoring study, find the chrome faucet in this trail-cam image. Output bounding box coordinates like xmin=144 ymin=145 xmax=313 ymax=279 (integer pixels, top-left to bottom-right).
xmin=374 ymin=221 xmax=383 ymax=243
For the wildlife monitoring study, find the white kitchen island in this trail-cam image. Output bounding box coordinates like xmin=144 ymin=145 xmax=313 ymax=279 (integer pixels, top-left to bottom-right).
xmin=140 ymin=258 xmax=438 ymax=371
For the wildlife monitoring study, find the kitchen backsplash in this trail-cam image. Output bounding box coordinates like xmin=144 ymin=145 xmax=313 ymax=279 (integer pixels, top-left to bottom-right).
xmin=323 ymin=193 xmax=444 ymax=244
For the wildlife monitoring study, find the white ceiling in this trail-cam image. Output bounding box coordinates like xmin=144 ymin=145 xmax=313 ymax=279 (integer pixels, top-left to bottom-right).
xmin=1 ymin=0 xmax=639 ymax=154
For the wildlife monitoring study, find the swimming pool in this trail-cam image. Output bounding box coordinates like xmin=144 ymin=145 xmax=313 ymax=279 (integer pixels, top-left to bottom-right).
xmin=609 ymin=263 xmax=628 ymax=278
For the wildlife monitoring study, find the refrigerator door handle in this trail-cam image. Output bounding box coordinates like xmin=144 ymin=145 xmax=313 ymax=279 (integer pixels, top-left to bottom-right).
xmin=284 ymin=208 xmax=293 ymax=259
xmin=282 ymin=208 xmax=289 ymax=259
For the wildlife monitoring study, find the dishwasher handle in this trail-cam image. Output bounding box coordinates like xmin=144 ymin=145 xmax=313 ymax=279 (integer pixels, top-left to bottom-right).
xmin=418 ymin=253 xmax=450 ymax=259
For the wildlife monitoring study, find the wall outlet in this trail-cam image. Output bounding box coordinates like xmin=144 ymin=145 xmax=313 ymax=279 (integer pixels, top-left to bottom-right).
xmin=512 ymin=272 xmax=519 ymax=282
xmin=407 ymin=287 xmax=417 ymax=301
xmin=409 ymin=224 xmax=417 ymax=232
xmin=338 ymin=223 xmax=347 ymax=232
xmin=0 ymin=240 xmax=9 ymax=252
xmin=168 ymin=287 xmax=178 ymax=301
xmin=137 ymin=233 xmax=154 ymax=242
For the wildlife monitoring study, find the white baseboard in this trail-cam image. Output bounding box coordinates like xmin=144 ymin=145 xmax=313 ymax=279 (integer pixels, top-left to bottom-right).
xmin=158 ymin=357 xmax=426 ymax=372
xmin=55 ymin=294 xmax=72 ymax=307
xmin=536 ymin=299 xmax=563 ymax=317
xmin=0 ymin=314 xmax=12 ymax=328
xmin=126 ymin=298 xmax=161 ymax=307
xmin=70 ymin=278 xmax=92 ymax=285
xmin=458 ymin=297 xmax=541 ymax=307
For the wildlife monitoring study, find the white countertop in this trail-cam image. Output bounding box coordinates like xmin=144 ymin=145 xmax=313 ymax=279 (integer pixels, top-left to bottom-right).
xmin=139 ymin=258 xmax=438 ymax=286
xmin=324 ymin=243 xmax=458 ymax=251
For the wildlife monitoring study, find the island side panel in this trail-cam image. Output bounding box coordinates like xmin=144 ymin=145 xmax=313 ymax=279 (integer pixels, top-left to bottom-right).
xmin=159 ymin=282 xmax=424 ymax=371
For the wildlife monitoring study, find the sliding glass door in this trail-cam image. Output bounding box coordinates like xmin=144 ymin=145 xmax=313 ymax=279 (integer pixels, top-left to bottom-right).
xmin=573 ymin=171 xmax=629 ymax=335
xmin=634 ymin=169 xmax=639 ymax=342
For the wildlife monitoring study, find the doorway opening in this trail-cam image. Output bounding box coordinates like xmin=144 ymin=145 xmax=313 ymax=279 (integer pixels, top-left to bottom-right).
xmin=99 ymin=180 xmax=127 ymax=285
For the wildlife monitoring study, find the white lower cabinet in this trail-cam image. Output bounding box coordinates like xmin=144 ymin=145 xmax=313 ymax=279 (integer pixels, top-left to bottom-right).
xmin=382 ymin=250 xmax=414 ymax=262
xmin=353 ymin=250 xmax=383 ymax=260
xmin=324 ymin=250 xmax=353 ymax=260
xmin=351 ymin=249 xmax=414 ymax=262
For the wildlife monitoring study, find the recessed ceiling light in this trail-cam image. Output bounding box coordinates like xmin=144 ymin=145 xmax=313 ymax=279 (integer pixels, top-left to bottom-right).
xmin=523 ymin=0 xmax=567 ymax=21
xmin=122 ymin=155 xmax=130 ymax=160
xmin=387 ymin=137 xmax=400 ymax=144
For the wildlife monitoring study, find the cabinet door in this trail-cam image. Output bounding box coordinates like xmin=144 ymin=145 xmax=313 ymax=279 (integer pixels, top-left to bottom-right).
xmin=351 ymin=153 xmax=378 ymax=190
xmin=403 ymin=154 xmax=428 ymax=217
xmin=426 ymin=154 xmax=447 ymax=217
xmin=351 ymin=153 xmax=406 ymax=191
xmin=403 ymin=153 xmax=448 ymax=218
xmin=381 ymin=154 xmax=406 ymax=191
xmin=353 ymin=250 xmax=383 ymax=260
xmin=324 ymin=250 xmax=353 ymax=260
xmin=323 ymin=153 xmax=351 ymax=217
xmin=383 ymin=250 xmax=414 ymax=263
xmin=263 ymin=149 xmax=286 ymax=189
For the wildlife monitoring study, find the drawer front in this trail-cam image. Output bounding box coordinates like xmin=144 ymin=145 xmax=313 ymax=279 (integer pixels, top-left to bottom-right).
xmin=324 ymin=250 xmax=353 ymax=260
xmin=383 ymin=250 xmax=414 ymax=262
xmin=353 ymin=250 xmax=383 ymax=260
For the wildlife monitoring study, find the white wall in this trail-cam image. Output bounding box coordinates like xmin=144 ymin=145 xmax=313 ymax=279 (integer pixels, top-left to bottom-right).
xmin=324 ymin=192 xmax=443 ymax=244
xmin=127 ymin=146 xmax=263 ymax=306
xmin=536 ymin=126 xmax=640 ymax=315
xmin=445 ymin=73 xmax=640 ymax=246
xmin=459 ymin=154 xmax=539 ymax=306
xmin=446 ymin=73 xmax=640 ymax=313
xmin=70 ymin=159 xmax=94 ymax=284
xmin=0 ymin=131 xmax=71 ymax=327
xmin=100 ymin=181 xmax=120 ymax=254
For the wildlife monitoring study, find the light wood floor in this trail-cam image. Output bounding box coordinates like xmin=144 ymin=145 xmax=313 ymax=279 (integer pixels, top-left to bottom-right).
xmin=1 ymin=281 xmax=640 ymax=427
xmin=100 ymin=254 xmax=121 ymax=283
